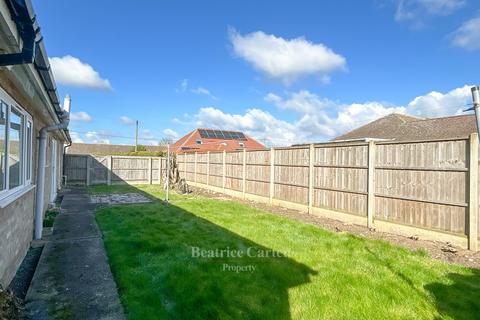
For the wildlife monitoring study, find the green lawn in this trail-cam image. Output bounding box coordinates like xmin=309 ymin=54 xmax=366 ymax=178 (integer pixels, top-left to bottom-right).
xmin=94 ymin=185 xmax=480 ymax=320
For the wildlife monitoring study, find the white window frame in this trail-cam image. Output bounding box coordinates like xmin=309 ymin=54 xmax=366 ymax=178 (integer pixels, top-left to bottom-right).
xmin=0 ymin=88 xmax=34 ymax=207
xmin=25 ymin=118 xmax=33 ymax=184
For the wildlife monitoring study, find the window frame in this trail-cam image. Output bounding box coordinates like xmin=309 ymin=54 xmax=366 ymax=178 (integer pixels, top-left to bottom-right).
xmin=0 ymin=90 xmax=34 ymax=203
xmin=25 ymin=118 xmax=33 ymax=184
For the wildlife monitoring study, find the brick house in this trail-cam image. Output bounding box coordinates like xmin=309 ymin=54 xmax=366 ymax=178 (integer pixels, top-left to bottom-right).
xmin=171 ymin=128 xmax=265 ymax=154
xmin=0 ymin=0 xmax=71 ymax=286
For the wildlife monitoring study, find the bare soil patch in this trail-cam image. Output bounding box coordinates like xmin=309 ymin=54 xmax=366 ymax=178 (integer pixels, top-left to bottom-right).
xmin=191 ymin=187 xmax=480 ymax=269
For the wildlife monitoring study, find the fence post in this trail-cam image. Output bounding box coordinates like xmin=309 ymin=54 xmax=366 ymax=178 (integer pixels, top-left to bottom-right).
xmin=308 ymin=144 xmax=314 ymax=213
xmin=148 ymin=157 xmax=153 ymax=184
xmin=242 ymin=148 xmax=246 ymax=198
xmin=206 ymin=151 xmax=210 ymax=186
xmin=107 ymin=156 xmax=112 ymax=185
xmin=270 ymin=148 xmax=275 ymax=204
xmin=367 ymin=141 xmax=376 ymax=229
xmin=194 ymin=152 xmax=197 ymax=184
xmin=469 ymin=133 xmax=478 ymax=251
xmin=158 ymin=157 xmax=162 ymax=184
xmin=86 ymin=156 xmax=91 ymax=186
xmin=222 ymin=150 xmax=226 ymax=192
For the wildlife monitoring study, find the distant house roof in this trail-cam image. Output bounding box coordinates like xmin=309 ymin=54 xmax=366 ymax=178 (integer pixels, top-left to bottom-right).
xmin=171 ymin=128 xmax=265 ymax=153
xmin=333 ymin=113 xmax=477 ymax=142
xmin=67 ymin=143 xmax=166 ymax=155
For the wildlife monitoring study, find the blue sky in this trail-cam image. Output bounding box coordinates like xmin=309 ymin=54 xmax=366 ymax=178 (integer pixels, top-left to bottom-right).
xmin=34 ymin=0 xmax=480 ymax=146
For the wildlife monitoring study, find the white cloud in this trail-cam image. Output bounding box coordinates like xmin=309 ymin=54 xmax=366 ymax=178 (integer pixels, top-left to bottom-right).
xmin=264 ymin=90 xmax=337 ymax=114
xmin=49 ymin=55 xmax=112 ymax=90
xmin=229 ymin=28 xmax=346 ymax=84
xmin=70 ymin=111 xmax=92 ymax=122
xmin=451 ymin=16 xmax=480 ymax=51
xmin=177 ymin=79 xmax=218 ymax=99
xmin=120 ymin=116 xmax=135 ymax=125
xmin=84 ymin=131 xmax=110 ymax=144
xmin=191 ymin=85 xmax=471 ymax=146
xmin=163 ymin=128 xmax=179 ymax=139
xmin=265 ymin=91 xmax=405 ymax=142
xmin=191 ymin=87 xmax=218 ymax=100
xmin=394 ymin=0 xmax=465 ymax=22
xmin=407 ymin=85 xmax=472 ymax=117
xmin=176 ymin=79 xmax=189 ymax=92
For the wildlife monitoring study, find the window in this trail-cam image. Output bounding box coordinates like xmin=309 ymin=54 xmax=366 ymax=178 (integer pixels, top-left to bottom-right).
xmin=196 ymin=139 xmax=202 ymax=145
xmin=239 ymin=142 xmax=245 ymax=148
xmin=9 ymin=107 xmax=23 ymax=189
xmin=26 ymin=120 xmax=32 ymax=181
xmin=0 ymin=90 xmax=33 ymax=201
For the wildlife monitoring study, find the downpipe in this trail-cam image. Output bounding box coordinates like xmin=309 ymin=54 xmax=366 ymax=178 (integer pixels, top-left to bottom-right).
xmin=34 ymin=95 xmax=70 ymax=240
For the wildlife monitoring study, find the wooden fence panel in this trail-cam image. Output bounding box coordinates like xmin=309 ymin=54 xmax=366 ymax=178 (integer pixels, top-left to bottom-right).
xmin=111 ymin=157 xmax=150 ymax=183
xmin=375 ymin=140 xmax=468 ymax=234
xmin=209 ymin=152 xmax=223 ymax=187
xmin=274 ymin=148 xmax=309 ymax=204
xmin=151 ymin=158 xmax=160 ymax=182
xmin=245 ymin=150 xmax=270 ymax=197
xmin=312 ymin=144 xmax=368 ymax=216
xmin=196 ymin=153 xmax=208 ymax=184
xmin=185 ymin=153 xmax=195 ymax=181
xmin=64 ymin=155 xmax=87 ymax=184
xmin=65 ymin=155 xmax=166 ymax=185
xmin=90 ymin=156 xmax=108 ymax=184
xmin=225 ymin=151 xmax=243 ymax=191
xmin=177 ymin=154 xmax=185 ymax=176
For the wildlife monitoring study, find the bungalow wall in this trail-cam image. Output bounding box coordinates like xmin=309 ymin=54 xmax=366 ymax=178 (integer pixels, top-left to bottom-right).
xmin=0 ymin=75 xmax=65 ymax=287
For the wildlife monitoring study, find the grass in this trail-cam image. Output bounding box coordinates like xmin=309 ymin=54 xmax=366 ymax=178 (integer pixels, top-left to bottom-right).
xmin=94 ymin=185 xmax=480 ymax=320
xmin=88 ymin=184 xmax=145 ymax=195
xmin=43 ymin=209 xmax=60 ymax=228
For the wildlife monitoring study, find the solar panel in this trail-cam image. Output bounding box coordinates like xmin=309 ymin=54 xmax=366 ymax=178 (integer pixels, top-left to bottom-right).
xmin=198 ymin=129 xmax=246 ymax=140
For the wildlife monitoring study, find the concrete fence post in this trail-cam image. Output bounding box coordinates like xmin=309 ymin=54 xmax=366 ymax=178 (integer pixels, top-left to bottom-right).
xmin=270 ymin=148 xmax=275 ymax=204
xmin=367 ymin=141 xmax=376 ymax=229
xmin=242 ymin=148 xmax=246 ymax=198
xmin=206 ymin=151 xmax=210 ymax=186
xmin=148 ymin=157 xmax=153 ymax=185
xmin=194 ymin=152 xmax=198 ymax=184
xmin=222 ymin=150 xmax=226 ymax=191
xmin=308 ymin=144 xmax=314 ymax=213
xmin=107 ymin=156 xmax=112 ymax=185
xmin=469 ymin=133 xmax=478 ymax=251
xmin=86 ymin=155 xmax=91 ymax=186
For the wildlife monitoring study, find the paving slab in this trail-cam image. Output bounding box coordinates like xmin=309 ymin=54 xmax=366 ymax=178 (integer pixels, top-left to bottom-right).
xmin=90 ymin=193 xmax=152 ymax=205
xmin=52 ymin=214 xmax=100 ymax=241
xmin=25 ymin=187 xmax=125 ymax=320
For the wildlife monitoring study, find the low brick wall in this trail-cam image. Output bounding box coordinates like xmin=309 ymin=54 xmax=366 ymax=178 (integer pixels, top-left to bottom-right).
xmin=0 ymin=190 xmax=35 ymax=287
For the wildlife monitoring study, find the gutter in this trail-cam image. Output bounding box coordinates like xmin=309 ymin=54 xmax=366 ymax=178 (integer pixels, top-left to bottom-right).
xmin=34 ymin=95 xmax=70 ymax=239
xmin=0 ymin=0 xmax=38 ymax=66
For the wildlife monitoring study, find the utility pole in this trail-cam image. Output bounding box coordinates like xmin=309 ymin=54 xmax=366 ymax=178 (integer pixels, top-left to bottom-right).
xmin=472 ymin=86 xmax=480 ymax=137
xmin=135 ymin=120 xmax=139 ymax=152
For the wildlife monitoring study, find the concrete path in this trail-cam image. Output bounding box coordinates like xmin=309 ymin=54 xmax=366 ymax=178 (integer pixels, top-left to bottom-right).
xmin=25 ymin=187 xmax=125 ymax=320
